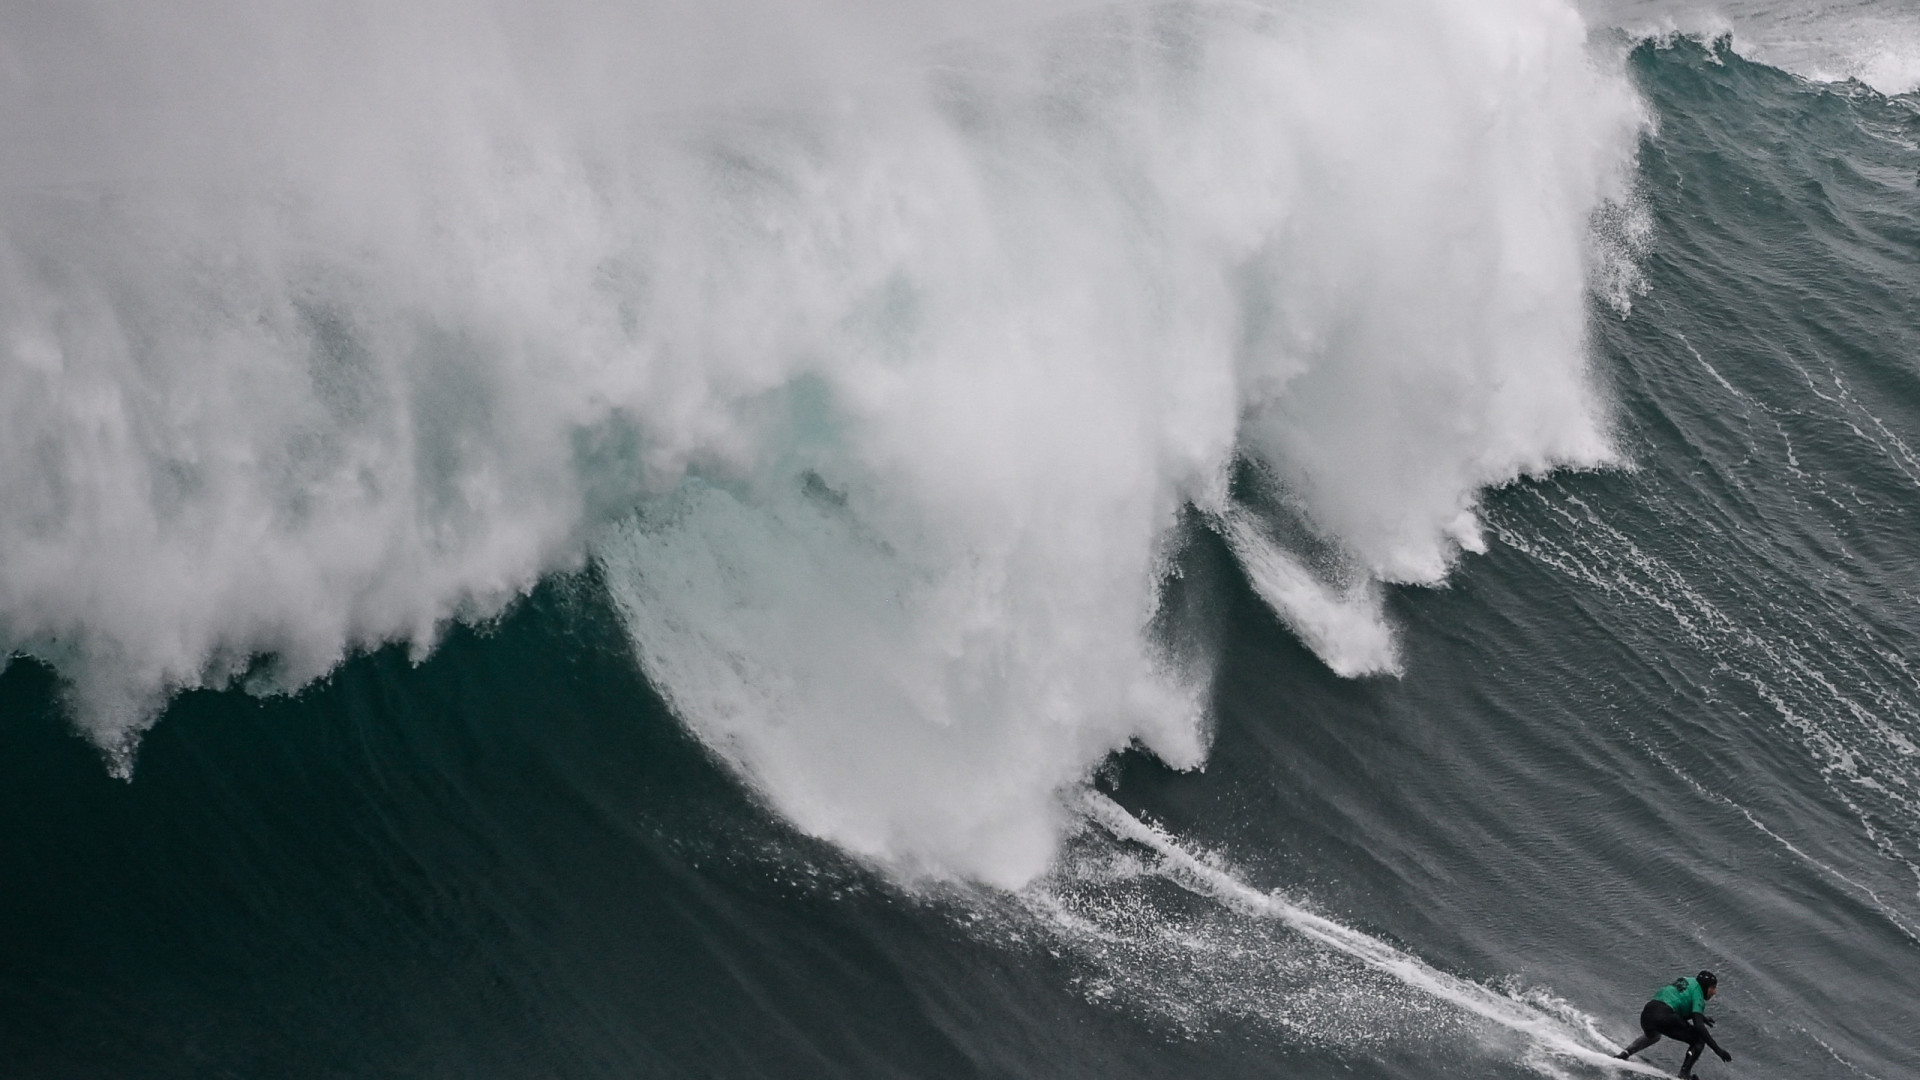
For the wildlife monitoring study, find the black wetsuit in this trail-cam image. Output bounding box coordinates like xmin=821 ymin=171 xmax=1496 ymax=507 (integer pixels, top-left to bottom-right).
xmin=1618 ymin=1000 xmax=1727 ymax=1076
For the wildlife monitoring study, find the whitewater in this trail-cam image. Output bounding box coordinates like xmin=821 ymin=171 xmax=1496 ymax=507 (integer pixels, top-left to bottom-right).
xmin=1 ymin=0 xmax=1639 ymax=879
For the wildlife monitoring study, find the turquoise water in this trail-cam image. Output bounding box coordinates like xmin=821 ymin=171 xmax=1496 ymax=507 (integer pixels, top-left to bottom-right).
xmin=3 ymin=19 xmax=1919 ymax=1080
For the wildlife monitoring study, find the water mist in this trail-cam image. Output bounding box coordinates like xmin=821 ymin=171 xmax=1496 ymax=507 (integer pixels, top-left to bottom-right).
xmin=0 ymin=0 xmax=1643 ymax=882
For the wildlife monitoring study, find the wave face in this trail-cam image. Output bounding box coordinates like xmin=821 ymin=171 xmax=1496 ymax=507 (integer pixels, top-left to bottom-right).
xmin=3 ymin=8 xmax=1920 ymax=1080
xmin=0 ymin=0 xmax=1638 ymax=880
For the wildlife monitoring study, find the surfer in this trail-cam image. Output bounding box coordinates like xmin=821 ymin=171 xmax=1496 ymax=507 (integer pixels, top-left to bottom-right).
xmin=1615 ymin=970 xmax=1732 ymax=1077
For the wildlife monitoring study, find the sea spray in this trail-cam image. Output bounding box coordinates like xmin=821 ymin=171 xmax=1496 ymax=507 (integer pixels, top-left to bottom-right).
xmin=0 ymin=0 xmax=1643 ymax=876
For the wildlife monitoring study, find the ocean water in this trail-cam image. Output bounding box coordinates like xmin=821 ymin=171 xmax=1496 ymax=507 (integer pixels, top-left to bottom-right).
xmin=2 ymin=1 xmax=1917 ymax=1077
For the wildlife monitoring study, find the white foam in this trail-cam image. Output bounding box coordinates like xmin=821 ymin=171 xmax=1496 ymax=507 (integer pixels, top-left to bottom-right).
xmin=0 ymin=0 xmax=1643 ymax=875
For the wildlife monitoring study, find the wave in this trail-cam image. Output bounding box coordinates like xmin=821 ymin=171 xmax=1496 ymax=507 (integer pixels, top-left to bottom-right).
xmin=1585 ymin=0 xmax=1920 ymax=95
xmin=1 ymin=0 xmax=1642 ymax=879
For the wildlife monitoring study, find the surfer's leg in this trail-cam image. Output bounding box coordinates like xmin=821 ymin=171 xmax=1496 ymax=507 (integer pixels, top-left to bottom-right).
xmin=1676 ymin=1017 xmax=1710 ymax=1078
xmin=1617 ymin=1001 xmax=1665 ymax=1059
xmin=1616 ymin=1030 xmax=1660 ymax=1059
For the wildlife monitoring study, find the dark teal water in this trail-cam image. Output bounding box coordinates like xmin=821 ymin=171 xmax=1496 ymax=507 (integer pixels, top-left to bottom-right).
xmin=4 ymin=37 xmax=1919 ymax=1080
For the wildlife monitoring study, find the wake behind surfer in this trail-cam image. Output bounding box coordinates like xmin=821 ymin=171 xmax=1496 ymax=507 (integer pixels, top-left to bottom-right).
xmin=1615 ymin=970 xmax=1732 ymax=1077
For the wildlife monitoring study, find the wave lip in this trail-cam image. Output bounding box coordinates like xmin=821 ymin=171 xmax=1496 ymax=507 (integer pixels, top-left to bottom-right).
xmin=1588 ymin=0 xmax=1920 ymax=94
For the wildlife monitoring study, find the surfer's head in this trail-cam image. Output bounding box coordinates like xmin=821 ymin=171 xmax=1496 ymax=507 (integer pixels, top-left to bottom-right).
xmin=1697 ymin=970 xmax=1718 ymax=996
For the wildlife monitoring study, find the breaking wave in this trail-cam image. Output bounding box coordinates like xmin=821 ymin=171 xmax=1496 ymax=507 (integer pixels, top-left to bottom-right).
xmin=0 ymin=0 xmax=1642 ymax=880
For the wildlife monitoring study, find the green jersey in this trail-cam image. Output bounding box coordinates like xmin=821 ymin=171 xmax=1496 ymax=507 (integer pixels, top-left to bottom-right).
xmin=1654 ymin=976 xmax=1710 ymax=1018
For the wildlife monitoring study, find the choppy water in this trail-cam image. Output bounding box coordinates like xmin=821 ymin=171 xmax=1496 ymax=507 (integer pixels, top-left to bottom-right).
xmin=3 ymin=2 xmax=1918 ymax=1077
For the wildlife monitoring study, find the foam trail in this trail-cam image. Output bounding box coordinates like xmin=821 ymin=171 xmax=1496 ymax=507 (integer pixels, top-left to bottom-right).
xmin=1081 ymin=792 xmax=1668 ymax=1077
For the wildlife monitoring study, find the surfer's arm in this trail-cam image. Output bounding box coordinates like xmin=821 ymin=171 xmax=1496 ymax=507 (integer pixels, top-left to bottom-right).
xmin=1698 ymin=1022 xmax=1730 ymax=1061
